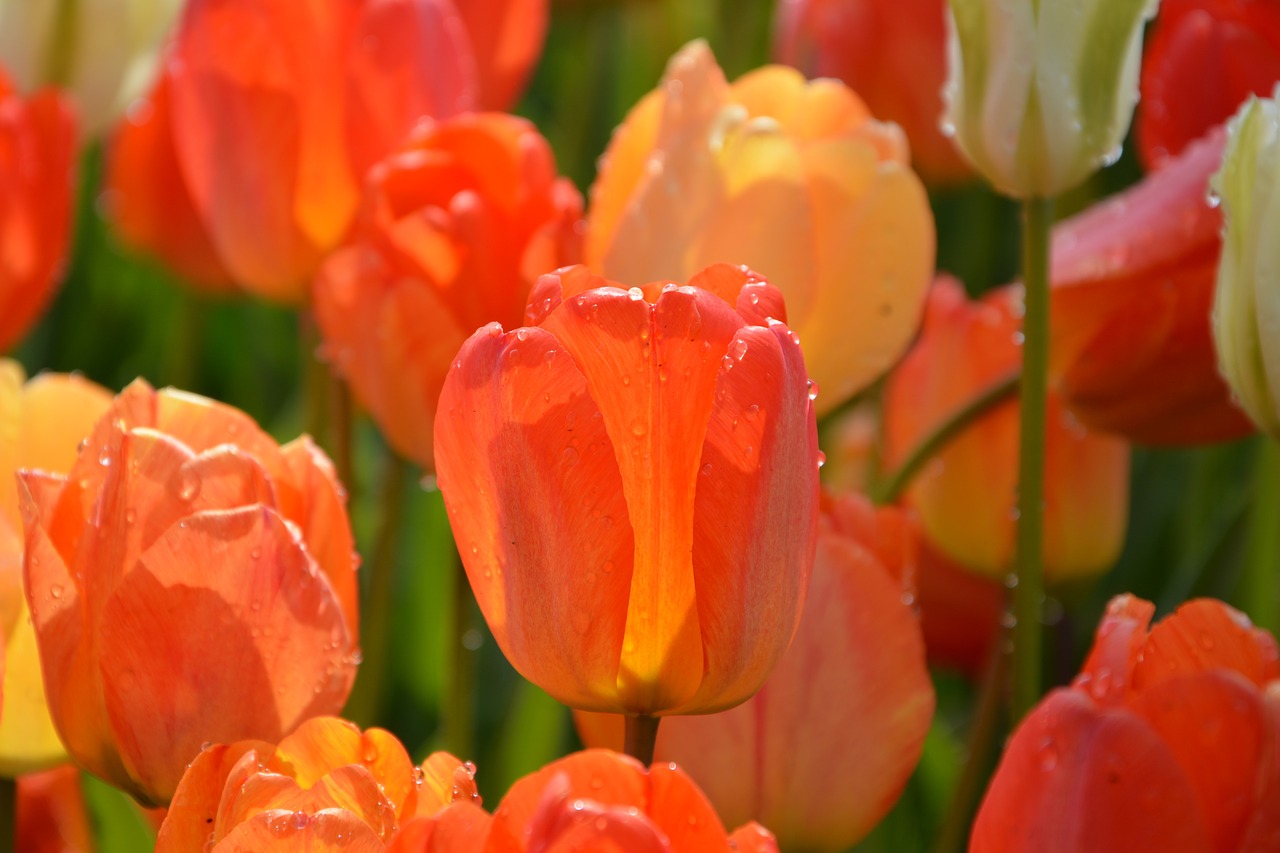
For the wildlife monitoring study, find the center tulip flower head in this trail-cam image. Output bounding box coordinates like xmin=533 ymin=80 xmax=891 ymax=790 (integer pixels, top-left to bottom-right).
xmin=434 ymin=264 xmax=821 ymax=716
xmin=167 ymin=0 xmax=478 ymax=301
xmin=586 ymin=40 xmax=934 ymax=416
xmin=20 ymin=380 xmax=361 ymax=805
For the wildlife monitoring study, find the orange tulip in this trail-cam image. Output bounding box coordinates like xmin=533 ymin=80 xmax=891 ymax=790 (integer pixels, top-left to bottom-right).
xmin=156 ymin=716 xmax=487 ymax=852
xmin=972 ymin=595 xmax=1280 ymax=851
xmin=104 ymin=70 xmax=237 ymax=294
xmin=0 ymin=361 xmax=112 ymax=773
xmin=773 ymin=0 xmax=971 ymax=184
xmin=453 ymin=0 xmax=548 ymax=110
xmin=883 ymin=276 xmax=1130 ymax=583
xmin=434 ymin=264 xmax=820 ymax=716
xmin=313 ymin=112 xmax=583 ymax=469
xmin=575 ymin=491 xmax=933 ymax=851
xmin=17 ymin=766 xmax=95 ymax=853
xmin=0 ymin=69 xmax=76 ymax=353
xmin=1049 ymin=127 xmax=1255 ymax=445
xmin=1138 ymin=0 xmax=1280 ymax=169
xmin=585 ymin=40 xmax=934 ymax=416
xmin=167 ymin=0 xmax=478 ymax=301
xmin=485 ymin=750 xmax=778 ymax=853
xmin=20 ymin=379 xmax=360 ymax=805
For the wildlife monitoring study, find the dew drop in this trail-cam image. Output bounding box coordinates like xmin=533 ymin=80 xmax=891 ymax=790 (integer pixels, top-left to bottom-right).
xmin=49 ymin=584 xmax=63 ymax=600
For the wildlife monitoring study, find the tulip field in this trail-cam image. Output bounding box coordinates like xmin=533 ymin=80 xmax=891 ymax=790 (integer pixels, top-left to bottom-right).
xmin=4 ymin=0 xmax=1280 ymax=850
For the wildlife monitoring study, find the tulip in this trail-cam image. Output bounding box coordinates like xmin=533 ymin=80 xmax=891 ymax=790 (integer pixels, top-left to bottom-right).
xmin=167 ymin=0 xmax=478 ymax=301
xmin=1050 ymin=127 xmax=1255 ymax=445
xmin=1138 ymin=0 xmax=1280 ymax=168
xmin=883 ymin=276 xmax=1130 ymax=582
xmin=0 ymin=69 xmax=76 ymax=354
xmin=943 ymin=0 xmax=1159 ymax=198
xmin=17 ymin=765 xmax=94 ymax=853
xmin=972 ymin=595 xmax=1280 ymax=851
xmin=485 ymin=750 xmax=779 ymax=853
xmin=585 ymin=40 xmax=934 ymax=416
xmin=575 ymin=491 xmax=933 ymax=852
xmin=453 ymin=0 xmax=548 ymax=111
xmin=20 ymin=379 xmax=361 ymax=805
xmin=434 ymin=263 xmax=820 ymax=716
xmin=916 ymin=537 xmax=1003 ymax=676
xmin=0 ymin=361 xmax=111 ymax=774
xmin=156 ymin=716 xmax=488 ymax=852
xmin=0 ymin=0 xmax=179 ymax=134
xmin=104 ymin=70 xmax=237 ymax=294
xmin=774 ymin=0 xmax=971 ymax=184
xmin=313 ymin=112 xmax=583 ymax=469
xmin=1213 ymin=88 xmax=1280 ymax=437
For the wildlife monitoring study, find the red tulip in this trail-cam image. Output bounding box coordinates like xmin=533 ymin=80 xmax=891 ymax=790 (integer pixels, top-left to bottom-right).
xmin=0 ymin=68 xmax=76 ymax=353
xmin=104 ymin=70 xmax=237 ymax=294
xmin=1139 ymin=0 xmax=1280 ymax=168
xmin=773 ymin=0 xmax=970 ymax=184
xmin=17 ymin=766 xmax=95 ymax=853
xmin=20 ymin=380 xmax=360 ymax=805
xmin=314 ymin=112 xmax=583 ymax=469
xmin=168 ymin=0 xmax=477 ymax=301
xmin=1050 ymin=127 xmax=1254 ymax=445
xmin=485 ymin=750 xmax=778 ymax=853
xmin=157 ymin=717 xmax=486 ymax=852
xmin=916 ymin=538 xmax=1004 ymax=677
xmin=973 ymin=595 xmax=1280 ymax=852
xmin=884 ymin=276 xmax=1130 ymax=583
xmin=435 ymin=263 xmax=820 ymax=716
xmin=453 ymin=0 xmax=548 ymax=110
xmin=576 ymin=491 xmax=933 ymax=852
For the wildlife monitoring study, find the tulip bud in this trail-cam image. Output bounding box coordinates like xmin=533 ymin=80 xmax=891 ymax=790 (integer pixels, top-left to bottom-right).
xmin=1213 ymin=88 xmax=1280 ymax=437
xmin=0 ymin=0 xmax=181 ymax=135
xmin=943 ymin=0 xmax=1159 ymax=198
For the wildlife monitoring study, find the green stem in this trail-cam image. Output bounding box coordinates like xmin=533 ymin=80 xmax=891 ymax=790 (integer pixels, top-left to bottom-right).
xmin=932 ymin=642 xmax=1008 ymax=853
xmin=44 ymin=0 xmax=80 ymax=87
xmin=623 ymin=715 xmax=661 ymax=766
xmin=343 ymin=454 xmax=409 ymax=726
xmin=329 ymin=374 xmax=355 ymax=501
xmin=873 ymin=369 xmax=1021 ymax=506
xmin=445 ymin=544 xmax=477 ymax=759
xmin=1012 ymin=196 xmax=1054 ymax=722
xmin=1242 ymin=439 xmax=1280 ymax=634
xmin=300 ymin=313 xmax=330 ymax=449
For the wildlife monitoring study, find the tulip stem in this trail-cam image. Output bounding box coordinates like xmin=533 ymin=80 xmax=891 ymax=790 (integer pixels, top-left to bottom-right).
xmin=623 ymin=715 xmax=661 ymax=766
xmin=344 ymin=453 xmax=409 ymax=726
xmin=329 ymin=375 xmax=355 ymax=501
xmin=932 ymin=639 xmax=1007 ymax=853
xmin=1012 ymin=196 xmax=1054 ymax=722
xmin=872 ymin=369 xmax=1021 ymax=506
xmin=0 ymin=776 xmax=13 ymax=853
xmin=44 ymin=0 xmax=80 ymax=87
xmin=1242 ymin=439 xmax=1280 ymax=633
xmin=445 ymin=544 xmax=477 ymax=760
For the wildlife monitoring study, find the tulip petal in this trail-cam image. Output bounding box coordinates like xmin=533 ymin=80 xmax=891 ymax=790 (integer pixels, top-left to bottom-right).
xmin=411 ymin=752 xmax=479 ymax=819
xmin=227 ymin=765 xmax=397 ymax=842
xmin=1132 ymin=599 xmax=1280 ymax=691
xmin=453 ymin=0 xmax=546 ymax=110
xmin=971 ymin=689 xmax=1212 ymax=852
xmin=680 ymin=321 xmax=818 ymax=713
xmin=1130 ymin=671 xmax=1266 ymax=852
xmin=390 ymin=802 xmax=494 ymax=853
xmin=1075 ymin=594 xmax=1155 ymax=706
xmin=725 ymin=823 xmax=779 ymax=853
xmin=540 ymin=286 xmax=746 ymax=712
xmin=98 ymin=506 xmax=355 ymax=802
xmin=435 ymin=323 xmax=635 ymax=710
xmin=155 ymin=742 xmax=267 ymax=853
xmin=212 ymin=808 xmax=385 ymax=853
xmin=646 ymin=761 xmax=734 ymax=851
xmin=1241 ymin=684 xmax=1280 ymax=851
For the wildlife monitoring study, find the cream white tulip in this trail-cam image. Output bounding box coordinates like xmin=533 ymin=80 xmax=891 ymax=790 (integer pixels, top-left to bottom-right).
xmin=0 ymin=0 xmax=181 ymax=134
xmin=1213 ymin=89 xmax=1280 ymax=437
xmin=943 ymin=0 xmax=1159 ymax=198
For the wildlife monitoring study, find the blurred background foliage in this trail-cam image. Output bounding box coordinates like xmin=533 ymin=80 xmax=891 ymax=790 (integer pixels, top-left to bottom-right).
xmin=11 ymin=0 xmax=1265 ymax=849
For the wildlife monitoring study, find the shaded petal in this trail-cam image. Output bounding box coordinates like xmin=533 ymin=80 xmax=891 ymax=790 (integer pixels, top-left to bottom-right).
xmin=389 ymin=802 xmax=493 ymax=853
xmin=16 ymin=765 xmax=94 ymax=853
xmin=971 ymin=689 xmax=1212 ymax=853
xmin=1132 ymin=599 xmax=1280 ymax=691
xmin=434 ymin=323 xmax=634 ymax=711
xmin=99 ymin=506 xmax=355 ymax=803
xmin=453 ymin=0 xmax=546 ymax=110
xmin=1241 ymin=683 xmax=1280 ymax=851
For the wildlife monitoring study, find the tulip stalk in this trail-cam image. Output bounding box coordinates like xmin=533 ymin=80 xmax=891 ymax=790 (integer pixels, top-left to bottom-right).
xmin=1242 ymin=439 xmax=1280 ymax=634
xmin=0 ymin=777 xmax=12 ymax=853
xmin=43 ymin=0 xmax=80 ymax=87
xmin=873 ymin=369 xmax=1021 ymax=506
xmin=445 ymin=546 xmax=477 ymax=760
xmin=1012 ymin=197 xmax=1054 ymax=720
xmin=623 ymin=714 xmax=661 ymax=766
